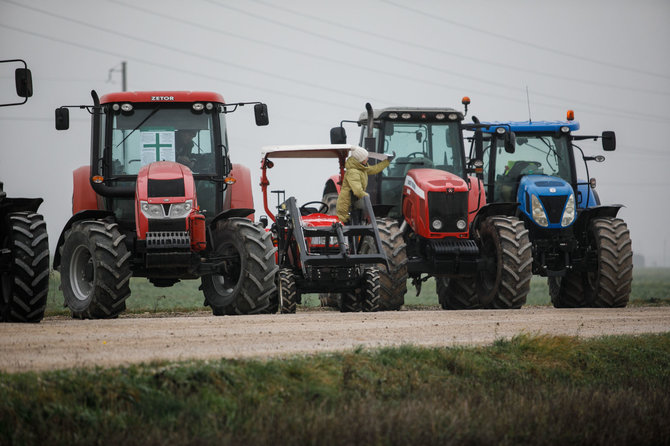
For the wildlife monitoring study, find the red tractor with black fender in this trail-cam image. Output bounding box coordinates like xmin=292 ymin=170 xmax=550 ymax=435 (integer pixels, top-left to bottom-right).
xmin=53 ymin=90 xmax=277 ymax=318
xmin=327 ymin=101 xmax=533 ymax=311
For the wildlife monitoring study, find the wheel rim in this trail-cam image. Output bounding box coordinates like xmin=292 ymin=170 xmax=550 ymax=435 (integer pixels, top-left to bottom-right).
xmin=70 ymin=245 xmax=94 ymax=301
xmin=211 ymin=242 xmax=240 ymax=297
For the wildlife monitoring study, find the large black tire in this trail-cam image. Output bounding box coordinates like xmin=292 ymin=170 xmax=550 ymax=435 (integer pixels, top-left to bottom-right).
xmin=360 ymin=218 xmax=407 ymax=311
xmin=0 ymin=212 xmax=49 ymax=322
xmin=476 ymin=216 xmax=532 ymax=309
xmin=201 ymin=218 xmax=277 ymax=315
xmin=278 ymin=268 xmax=298 ymax=314
xmin=549 ymin=272 xmax=587 ymax=308
xmin=60 ymin=220 xmax=131 ymax=319
xmin=436 ymin=277 xmax=480 ymax=310
xmin=359 ymin=267 xmax=380 ymax=312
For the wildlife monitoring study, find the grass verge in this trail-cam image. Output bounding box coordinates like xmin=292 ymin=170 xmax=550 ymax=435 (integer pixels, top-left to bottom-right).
xmin=1 ymin=333 xmax=668 ymax=445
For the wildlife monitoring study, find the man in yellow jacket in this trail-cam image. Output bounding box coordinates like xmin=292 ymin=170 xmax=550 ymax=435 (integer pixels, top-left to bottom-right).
xmin=336 ymin=146 xmax=391 ymax=223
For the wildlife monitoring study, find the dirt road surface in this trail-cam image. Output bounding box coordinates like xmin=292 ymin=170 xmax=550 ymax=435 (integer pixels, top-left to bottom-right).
xmin=1 ymin=306 xmax=669 ymax=373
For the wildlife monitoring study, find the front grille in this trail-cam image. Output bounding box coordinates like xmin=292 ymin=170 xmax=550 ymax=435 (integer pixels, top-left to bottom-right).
xmin=148 ymin=178 xmax=185 ymax=197
xmin=539 ymin=195 xmax=568 ymax=224
xmin=146 ymin=231 xmax=190 ymax=250
xmin=428 ymin=239 xmax=479 ymax=257
xmin=148 ymin=218 xmax=187 ymax=232
xmin=427 ymin=191 xmax=468 ymax=232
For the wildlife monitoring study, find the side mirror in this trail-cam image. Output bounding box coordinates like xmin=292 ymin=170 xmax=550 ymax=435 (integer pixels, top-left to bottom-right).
xmin=504 ymin=131 xmax=516 ymax=154
xmin=15 ymin=68 xmax=33 ymax=98
xmin=602 ymin=131 xmax=615 ymax=151
xmin=330 ymin=126 xmax=347 ymax=144
xmin=258 ymin=215 xmax=268 ymax=228
xmin=55 ymin=107 xmax=70 ymax=130
xmin=254 ymin=103 xmax=269 ymax=126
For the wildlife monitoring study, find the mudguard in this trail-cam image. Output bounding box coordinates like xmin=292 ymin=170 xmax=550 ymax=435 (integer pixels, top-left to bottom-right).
xmin=52 ymin=209 xmax=116 ymax=269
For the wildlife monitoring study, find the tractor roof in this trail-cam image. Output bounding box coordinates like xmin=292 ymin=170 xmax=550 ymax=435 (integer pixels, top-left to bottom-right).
xmin=262 ymin=144 xmax=384 ymax=161
xmin=99 ymin=91 xmax=225 ymax=104
xmin=478 ymin=120 xmax=580 ymax=133
xmin=358 ymin=107 xmax=463 ymax=122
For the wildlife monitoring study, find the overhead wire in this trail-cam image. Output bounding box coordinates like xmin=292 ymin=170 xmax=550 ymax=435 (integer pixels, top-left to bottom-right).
xmin=247 ymin=0 xmax=670 ymax=97
xmin=200 ymin=0 xmax=668 ymax=122
xmin=380 ymin=0 xmax=670 ymax=81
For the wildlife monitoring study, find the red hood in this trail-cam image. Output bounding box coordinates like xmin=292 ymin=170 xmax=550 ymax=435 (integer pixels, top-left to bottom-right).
xmin=405 ymin=168 xmax=468 ymax=196
xmin=136 ymin=161 xmax=196 ymax=204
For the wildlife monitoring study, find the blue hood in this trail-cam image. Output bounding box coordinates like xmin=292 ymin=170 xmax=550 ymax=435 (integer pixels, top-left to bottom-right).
xmin=517 ymin=175 xmax=576 ymax=228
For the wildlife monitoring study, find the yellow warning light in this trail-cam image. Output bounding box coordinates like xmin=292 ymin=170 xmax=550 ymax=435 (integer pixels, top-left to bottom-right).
xmin=462 ymin=96 xmax=471 ymax=105
xmin=566 ymin=110 xmax=575 ymax=121
xmin=223 ymin=177 xmax=237 ymax=185
xmin=92 ymin=175 xmax=104 ymax=183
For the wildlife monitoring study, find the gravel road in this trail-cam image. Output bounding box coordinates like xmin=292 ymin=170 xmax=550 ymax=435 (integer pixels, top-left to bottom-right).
xmin=1 ymin=306 xmax=669 ymax=373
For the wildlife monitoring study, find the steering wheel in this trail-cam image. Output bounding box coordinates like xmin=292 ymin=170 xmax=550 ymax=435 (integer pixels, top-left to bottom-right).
xmin=507 ymin=161 xmax=541 ymax=179
xmin=300 ymin=201 xmax=328 ymax=215
xmin=406 ymin=152 xmax=425 ymax=159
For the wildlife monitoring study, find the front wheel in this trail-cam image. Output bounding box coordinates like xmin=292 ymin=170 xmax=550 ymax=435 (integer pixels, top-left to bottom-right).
xmin=278 ymin=268 xmax=298 ymax=314
xmin=436 ymin=277 xmax=480 ymax=310
xmin=476 ymin=216 xmax=532 ymax=309
xmin=60 ymin=220 xmax=131 ymax=319
xmin=1 ymin=212 xmax=50 ymax=322
xmin=201 ymin=218 xmax=277 ymax=315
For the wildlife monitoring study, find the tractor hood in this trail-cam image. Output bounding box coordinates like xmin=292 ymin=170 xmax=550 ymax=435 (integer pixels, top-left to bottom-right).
xmin=517 ymin=175 xmax=576 ymax=228
xmin=135 ymin=161 xmax=196 ymax=204
xmin=404 ymin=168 xmax=468 ymax=198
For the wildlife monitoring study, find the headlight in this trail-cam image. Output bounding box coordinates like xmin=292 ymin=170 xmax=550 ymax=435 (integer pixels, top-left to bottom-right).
xmin=456 ymin=219 xmax=467 ymax=231
xmin=531 ymin=195 xmax=549 ymax=227
xmin=561 ymin=194 xmax=576 ymax=227
xmin=140 ymin=201 xmax=164 ymax=219
xmin=168 ymin=200 xmax=193 ymax=218
xmin=431 ymin=219 xmax=443 ymax=231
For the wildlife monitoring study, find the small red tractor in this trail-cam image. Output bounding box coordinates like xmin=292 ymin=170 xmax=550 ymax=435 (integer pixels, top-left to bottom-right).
xmin=1 ymin=59 xmax=49 ymax=323
xmin=53 ymin=90 xmax=277 ymax=318
xmin=327 ymin=102 xmax=533 ymax=311
xmin=260 ymin=145 xmax=387 ymax=313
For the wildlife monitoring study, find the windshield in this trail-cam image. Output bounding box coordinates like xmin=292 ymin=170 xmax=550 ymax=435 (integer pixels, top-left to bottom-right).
xmin=109 ymin=106 xmax=218 ymax=175
xmin=483 ymin=133 xmax=573 ymax=202
xmin=380 ymin=122 xmax=465 ymax=178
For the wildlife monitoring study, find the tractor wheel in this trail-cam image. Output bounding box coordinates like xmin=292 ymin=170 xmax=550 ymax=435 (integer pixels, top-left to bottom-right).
xmin=278 ymin=268 xmax=298 ymax=314
xmin=0 ymin=212 xmax=49 ymax=322
xmin=476 ymin=216 xmax=532 ymax=309
xmin=360 ymin=218 xmax=408 ymax=311
xmin=340 ymin=290 xmax=360 ymax=312
xmin=435 ymin=277 xmax=480 ymax=310
xmin=201 ymin=218 xmax=277 ymax=315
xmin=548 ymin=272 xmax=587 ymax=308
xmin=359 ymin=267 xmax=381 ymax=312
xmin=317 ymin=191 xmax=341 ymax=308
xmin=584 ymin=217 xmax=633 ymax=307
xmin=60 ymin=220 xmax=131 ymax=319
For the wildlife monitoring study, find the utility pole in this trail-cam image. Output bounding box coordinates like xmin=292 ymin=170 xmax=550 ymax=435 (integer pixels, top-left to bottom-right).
xmin=107 ymin=61 xmax=127 ymax=91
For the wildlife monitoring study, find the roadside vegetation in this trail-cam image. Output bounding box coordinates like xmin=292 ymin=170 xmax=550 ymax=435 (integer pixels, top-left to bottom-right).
xmin=45 ymin=267 xmax=670 ymax=316
xmin=1 ymin=333 xmax=668 ymax=445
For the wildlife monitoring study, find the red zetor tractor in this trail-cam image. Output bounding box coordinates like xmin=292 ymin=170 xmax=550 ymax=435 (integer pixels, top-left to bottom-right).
xmin=1 ymin=59 xmax=49 ymax=322
xmin=52 ymin=90 xmax=277 ymax=318
xmin=326 ymin=102 xmax=533 ymax=311
xmin=260 ymin=145 xmax=387 ymax=313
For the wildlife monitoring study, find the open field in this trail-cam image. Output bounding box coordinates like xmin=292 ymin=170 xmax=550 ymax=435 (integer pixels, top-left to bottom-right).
xmin=44 ymin=267 xmax=670 ymax=316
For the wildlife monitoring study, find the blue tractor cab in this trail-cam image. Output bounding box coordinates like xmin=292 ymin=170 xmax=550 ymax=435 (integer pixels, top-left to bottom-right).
xmin=465 ymin=114 xmax=632 ymax=308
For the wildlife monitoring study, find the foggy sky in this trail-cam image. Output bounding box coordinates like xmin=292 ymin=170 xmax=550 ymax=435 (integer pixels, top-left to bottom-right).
xmin=1 ymin=0 xmax=669 ymax=266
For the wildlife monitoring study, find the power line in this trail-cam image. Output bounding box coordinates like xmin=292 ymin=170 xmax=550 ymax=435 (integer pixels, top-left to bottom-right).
xmin=0 ymin=22 xmax=357 ymax=111
xmin=200 ymin=0 xmax=668 ymax=122
xmin=247 ymin=0 xmax=670 ymax=97
xmin=380 ymin=0 xmax=670 ymax=81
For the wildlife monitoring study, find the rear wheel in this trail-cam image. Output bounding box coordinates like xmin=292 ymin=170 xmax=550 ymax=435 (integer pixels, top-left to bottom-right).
xmin=360 ymin=218 xmax=407 ymax=311
xmin=278 ymin=268 xmax=298 ymax=314
xmin=0 ymin=212 xmax=50 ymax=322
xmin=60 ymin=220 xmax=131 ymax=319
xmin=201 ymin=218 xmax=277 ymax=315
xmin=476 ymin=216 xmax=532 ymax=309
xmin=436 ymin=277 xmax=480 ymax=310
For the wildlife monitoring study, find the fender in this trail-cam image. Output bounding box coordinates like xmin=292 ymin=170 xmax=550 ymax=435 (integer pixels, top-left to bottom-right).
xmin=572 ymin=204 xmax=623 ymax=237
xmin=226 ymin=163 xmax=255 ymax=221
xmin=52 ymin=209 xmax=116 ymax=269
xmin=209 ymin=208 xmax=255 ymax=228
xmin=72 ymin=165 xmax=100 ymax=213
xmin=0 ymin=197 xmax=43 ymax=216
xmin=472 ymin=202 xmax=519 ymax=231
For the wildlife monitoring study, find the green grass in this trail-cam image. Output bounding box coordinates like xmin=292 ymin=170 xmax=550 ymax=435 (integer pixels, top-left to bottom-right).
xmin=1 ymin=333 xmax=668 ymax=445
xmin=46 ymin=267 xmax=670 ymax=316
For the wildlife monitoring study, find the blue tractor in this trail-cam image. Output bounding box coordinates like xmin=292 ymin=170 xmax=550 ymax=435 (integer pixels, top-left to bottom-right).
xmin=467 ymin=114 xmax=632 ymax=307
